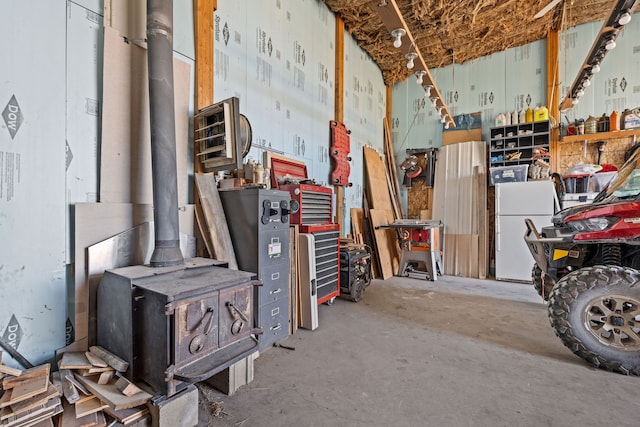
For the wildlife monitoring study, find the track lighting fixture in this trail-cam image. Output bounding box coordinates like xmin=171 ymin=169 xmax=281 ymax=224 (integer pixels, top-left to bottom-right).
xmin=560 ymin=0 xmax=638 ymax=110
xmin=405 ymin=52 xmax=417 ymax=69
xmin=391 ymin=28 xmax=406 ymax=48
xmin=444 ymin=121 xmax=452 ymax=130
xmin=369 ymin=0 xmax=455 ymax=127
xmin=619 ymin=11 xmax=632 ymax=25
xmin=440 ymin=115 xmax=447 ymax=124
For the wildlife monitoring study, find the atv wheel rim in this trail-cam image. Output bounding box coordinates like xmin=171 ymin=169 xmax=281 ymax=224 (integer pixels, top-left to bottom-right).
xmin=583 ymin=294 xmax=640 ymax=351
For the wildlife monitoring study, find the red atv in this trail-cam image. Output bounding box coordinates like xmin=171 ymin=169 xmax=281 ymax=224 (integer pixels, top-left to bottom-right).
xmin=524 ymin=149 xmax=640 ymax=375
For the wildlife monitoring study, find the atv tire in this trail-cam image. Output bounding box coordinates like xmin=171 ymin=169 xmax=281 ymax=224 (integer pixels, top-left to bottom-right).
xmin=548 ymin=265 xmax=640 ymax=375
xmin=532 ymin=264 xmax=555 ymax=302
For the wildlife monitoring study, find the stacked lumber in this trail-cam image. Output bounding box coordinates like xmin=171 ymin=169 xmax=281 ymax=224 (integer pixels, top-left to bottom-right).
xmin=362 ymin=138 xmax=403 ymax=279
xmin=0 ymin=363 xmax=62 ymax=427
xmin=54 ymin=347 xmax=152 ymax=426
xmin=432 ymin=140 xmax=488 ymax=279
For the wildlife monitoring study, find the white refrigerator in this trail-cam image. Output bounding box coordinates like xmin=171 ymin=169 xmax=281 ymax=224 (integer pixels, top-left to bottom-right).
xmin=495 ymin=180 xmax=557 ymax=282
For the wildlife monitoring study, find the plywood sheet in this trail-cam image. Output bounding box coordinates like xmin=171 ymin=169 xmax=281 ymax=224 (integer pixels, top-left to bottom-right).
xmin=100 ymin=26 xmax=190 ymax=206
xmin=363 ymin=147 xmax=393 ymax=212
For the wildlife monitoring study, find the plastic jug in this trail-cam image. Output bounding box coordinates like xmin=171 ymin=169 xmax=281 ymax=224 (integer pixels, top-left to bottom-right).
xmin=610 ymin=110 xmax=620 ymax=131
xmin=534 ymin=105 xmax=549 ymax=122
xmin=505 ymin=111 xmax=512 ymax=125
xmin=495 ymin=113 xmax=506 ymax=126
xmin=519 ymin=110 xmax=526 ymax=123
xmin=525 ymin=107 xmax=534 ymax=123
xmin=512 ymin=111 xmax=519 ymax=124
xmin=585 ymin=115 xmax=597 ymax=134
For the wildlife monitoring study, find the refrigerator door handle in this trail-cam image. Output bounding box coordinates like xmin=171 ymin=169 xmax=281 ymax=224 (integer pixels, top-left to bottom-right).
xmin=495 ymin=217 xmax=500 ymax=252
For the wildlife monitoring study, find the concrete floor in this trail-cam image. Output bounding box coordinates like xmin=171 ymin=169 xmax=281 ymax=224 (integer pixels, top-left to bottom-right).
xmin=197 ymin=275 xmax=639 ymax=427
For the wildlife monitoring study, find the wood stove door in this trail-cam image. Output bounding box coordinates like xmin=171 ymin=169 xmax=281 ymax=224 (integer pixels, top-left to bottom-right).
xmin=174 ymin=294 xmax=220 ymax=367
xmin=218 ymin=284 xmax=253 ymax=348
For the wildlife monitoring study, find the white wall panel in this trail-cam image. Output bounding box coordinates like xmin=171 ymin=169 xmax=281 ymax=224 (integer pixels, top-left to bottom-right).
xmin=66 ymin=2 xmax=103 ymax=262
xmin=0 ymin=1 xmax=67 ymax=367
xmin=343 ymin=32 xmax=385 ymax=229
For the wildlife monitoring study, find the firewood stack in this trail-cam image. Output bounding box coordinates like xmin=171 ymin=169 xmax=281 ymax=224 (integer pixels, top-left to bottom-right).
xmin=0 ymin=347 xmax=152 ymax=427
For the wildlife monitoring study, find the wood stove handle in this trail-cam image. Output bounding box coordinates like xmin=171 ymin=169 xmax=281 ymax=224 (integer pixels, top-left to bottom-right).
xmin=226 ymin=302 xmax=249 ymax=323
xmin=203 ymin=307 xmax=215 ymax=335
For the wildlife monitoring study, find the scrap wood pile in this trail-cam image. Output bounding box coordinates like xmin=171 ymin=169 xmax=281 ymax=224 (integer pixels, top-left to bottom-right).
xmin=0 ymin=347 xmax=152 ymax=427
xmin=354 ymin=119 xmax=404 ymax=280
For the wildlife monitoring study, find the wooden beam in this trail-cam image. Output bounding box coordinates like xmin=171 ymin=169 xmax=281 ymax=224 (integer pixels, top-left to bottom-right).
xmin=547 ymin=29 xmax=560 ymax=172
xmin=334 ymin=16 xmax=344 ymax=123
xmin=194 ymin=0 xmax=216 ymax=112
xmin=334 ymin=15 xmax=345 ymax=232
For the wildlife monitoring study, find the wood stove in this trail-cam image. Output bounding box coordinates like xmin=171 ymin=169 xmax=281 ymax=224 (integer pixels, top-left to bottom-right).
xmin=97 ymin=258 xmax=261 ymax=397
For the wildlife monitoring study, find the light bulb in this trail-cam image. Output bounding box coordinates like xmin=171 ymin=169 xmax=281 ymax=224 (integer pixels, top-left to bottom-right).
xmin=619 ymin=12 xmax=632 ymax=26
xmin=444 ymin=121 xmax=451 ymax=130
xmin=583 ymin=79 xmax=591 ymax=87
xmin=424 ymin=85 xmax=433 ymax=98
xmin=415 ymin=71 xmax=426 ymax=85
xmin=440 ymin=115 xmax=447 ymax=124
xmin=430 ymin=97 xmax=438 ymax=108
xmin=406 ymin=53 xmax=417 ymax=70
xmin=572 ymin=98 xmax=580 ymax=105
xmin=391 ymin=28 xmax=406 ymax=48
xmin=606 ymin=39 xmax=616 ymax=50
xmin=577 ymin=89 xmax=585 ymax=97
xmin=591 ymin=64 xmax=600 ymax=73
xmin=436 ymin=105 xmax=444 ymax=114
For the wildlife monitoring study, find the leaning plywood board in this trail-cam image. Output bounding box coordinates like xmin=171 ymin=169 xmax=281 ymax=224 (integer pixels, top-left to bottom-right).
xmin=363 ymin=147 xmax=394 ymax=213
xmin=194 ymin=174 xmax=238 ymax=269
xmin=369 ymin=209 xmax=398 ymax=280
xmin=100 ymin=26 xmax=190 ymax=206
xmin=73 ymin=374 xmax=152 ymax=411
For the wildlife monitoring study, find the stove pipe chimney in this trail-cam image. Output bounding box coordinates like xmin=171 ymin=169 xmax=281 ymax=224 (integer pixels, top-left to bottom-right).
xmin=147 ymin=0 xmax=184 ymax=267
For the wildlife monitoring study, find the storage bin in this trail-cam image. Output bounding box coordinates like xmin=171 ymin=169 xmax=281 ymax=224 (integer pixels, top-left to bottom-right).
xmin=490 ymin=165 xmax=529 ymax=185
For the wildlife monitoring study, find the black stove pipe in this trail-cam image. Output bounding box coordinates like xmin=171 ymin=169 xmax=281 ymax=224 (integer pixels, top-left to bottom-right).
xmin=147 ymin=0 xmax=184 ymax=267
